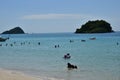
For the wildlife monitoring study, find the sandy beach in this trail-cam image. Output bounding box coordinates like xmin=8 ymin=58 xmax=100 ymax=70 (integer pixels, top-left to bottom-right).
xmin=0 ymin=69 xmax=42 ymax=80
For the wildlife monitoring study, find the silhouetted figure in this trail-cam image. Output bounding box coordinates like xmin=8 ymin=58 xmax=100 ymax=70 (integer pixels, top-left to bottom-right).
xmin=55 ymin=45 xmax=57 ymax=48
xmin=70 ymin=40 xmax=74 ymax=43
xmin=117 ymin=42 xmax=119 ymax=45
xmin=38 ymin=42 xmax=40 ymax=45
xmin=10 ymin=44 xmax=13 ymax=47
xmin=64 ymin=53 xmax=71 ymax=59
xmin=67 ymin=63 xmax=77 ymax=69
xmin=58 ymin=44 xmax=59 ymax=48
xmin=55 ymin=44 xmax=60 ymax=48
xmin=21 ymin=42 xmax=25 ymax=45
xmin=21 ymin=42 xmax=22 ymax=45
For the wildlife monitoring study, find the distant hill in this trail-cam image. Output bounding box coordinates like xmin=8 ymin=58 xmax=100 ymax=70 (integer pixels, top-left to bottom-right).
xmin=75 ymin=20 xmax=114 ymax=33
xmin=1 ymin=27 xmax=25 ymax=34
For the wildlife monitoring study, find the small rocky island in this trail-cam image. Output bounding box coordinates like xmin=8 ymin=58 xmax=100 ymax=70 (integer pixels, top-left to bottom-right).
xmin=75 ymin=20 xmax=114 ymax=33
xmin=1 ymin=27 xmax=25 ymax=34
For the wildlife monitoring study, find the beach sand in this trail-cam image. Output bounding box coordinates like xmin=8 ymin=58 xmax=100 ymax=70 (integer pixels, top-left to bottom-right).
xmin=0 ymin=69 xmax=42 ymax=80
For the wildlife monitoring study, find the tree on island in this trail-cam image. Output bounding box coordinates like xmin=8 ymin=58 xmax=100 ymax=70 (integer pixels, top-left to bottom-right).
xmin=75 ymin=20 xmax=114 ymax=33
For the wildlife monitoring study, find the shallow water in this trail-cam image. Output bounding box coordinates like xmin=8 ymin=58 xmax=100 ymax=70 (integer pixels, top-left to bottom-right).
xmin=0 ymin=32 xmax=120 ymax=80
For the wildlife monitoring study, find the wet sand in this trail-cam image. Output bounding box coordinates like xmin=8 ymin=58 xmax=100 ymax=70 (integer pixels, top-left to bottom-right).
xmin=0 ymin=68 xmax=42 ymax=80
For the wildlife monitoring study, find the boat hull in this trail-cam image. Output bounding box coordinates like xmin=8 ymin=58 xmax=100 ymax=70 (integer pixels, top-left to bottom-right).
xmin=0 ymin=38 xmax=7 ymax=42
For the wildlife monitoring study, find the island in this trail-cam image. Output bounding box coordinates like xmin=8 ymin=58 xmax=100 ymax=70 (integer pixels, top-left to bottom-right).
xmin=75 ymin=20 xmax=114 ymax=33
xmin=1 ymin=27 xmax=25 ymax=34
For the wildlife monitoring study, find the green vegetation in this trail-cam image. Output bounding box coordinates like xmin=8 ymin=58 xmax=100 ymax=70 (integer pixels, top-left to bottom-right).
xmin=75 ymin=20 xmax=114 ymax=33
xmin=1 ymin=27 xmax=25 ymax=34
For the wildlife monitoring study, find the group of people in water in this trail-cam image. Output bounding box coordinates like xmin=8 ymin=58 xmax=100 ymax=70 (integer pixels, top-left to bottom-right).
xmin=63 ymin=53 xmax=71 ymax=59
xmin=54 ymin=44 xmax=60 ymax=48
xmin=0 ymin=41 xmax=41 ymax=47
xmin=1 ymin=38 xmax=119 ymax=70
xmin=63 ymin=53 xmax=78 ymax=69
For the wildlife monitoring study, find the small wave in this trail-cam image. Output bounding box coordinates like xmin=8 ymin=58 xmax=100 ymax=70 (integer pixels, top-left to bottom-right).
xmin=39 ymin=76 xmax=64 ymax=80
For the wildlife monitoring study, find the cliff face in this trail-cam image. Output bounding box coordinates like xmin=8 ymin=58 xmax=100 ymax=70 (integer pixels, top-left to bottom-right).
xmin=75 ymin=20 xmax=114 ymax=33
xmin=1 ymin=27 xmax=25 ymax=34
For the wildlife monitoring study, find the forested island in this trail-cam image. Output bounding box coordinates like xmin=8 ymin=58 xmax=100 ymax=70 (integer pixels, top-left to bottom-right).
xmin=1 ymin=27 xmax=25 ymax=34
xmin=75 ymin=20 xmax=114 ymax=33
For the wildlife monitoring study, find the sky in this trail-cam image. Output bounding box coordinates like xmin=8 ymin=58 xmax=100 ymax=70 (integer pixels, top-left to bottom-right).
xmin=0 ymin=0 xmax=120 ymax=33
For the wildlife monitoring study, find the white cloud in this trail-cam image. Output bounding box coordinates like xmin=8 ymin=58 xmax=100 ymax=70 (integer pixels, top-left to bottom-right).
xmin=21 ymin=14 xmax=83 ymax=20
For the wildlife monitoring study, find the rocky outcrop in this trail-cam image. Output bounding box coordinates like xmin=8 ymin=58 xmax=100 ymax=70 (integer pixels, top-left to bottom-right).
xmin=1 ymin=27 xmax=25 ymax=34
xmin=75 ymin=20 xmax=114 ymax=33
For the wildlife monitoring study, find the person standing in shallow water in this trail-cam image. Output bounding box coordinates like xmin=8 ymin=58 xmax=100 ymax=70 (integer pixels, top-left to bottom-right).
xmin=117 ymin=42 xmax=119 ymax=45
xmin=67 ymin=63 xmax=77 ymax=69
xmin=54 ymin=44 xmax=60 ymax=48
xmin=38 ymin=42 xmax=40 ymax=45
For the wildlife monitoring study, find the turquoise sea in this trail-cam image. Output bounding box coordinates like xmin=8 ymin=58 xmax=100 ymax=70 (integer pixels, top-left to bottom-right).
xmin=0 ymin=32 xmax=120 ymax=80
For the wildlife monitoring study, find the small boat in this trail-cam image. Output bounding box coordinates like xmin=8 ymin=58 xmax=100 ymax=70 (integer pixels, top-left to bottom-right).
xmin=81 ymin=40 xmax=86 ymax=42
xmin=89 ymin=37 xmax=96 ymax=40
xmin=0 ymin=37 xmax=9 ymax=42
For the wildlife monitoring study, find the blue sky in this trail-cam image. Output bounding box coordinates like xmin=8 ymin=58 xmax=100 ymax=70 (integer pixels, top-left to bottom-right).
xmin=0 ymin=0 xmax=120 ymax=33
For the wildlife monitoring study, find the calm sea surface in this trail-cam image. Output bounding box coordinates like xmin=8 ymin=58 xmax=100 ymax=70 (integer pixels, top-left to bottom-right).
xmin=0 ymin=32 xmax=120 ymax=80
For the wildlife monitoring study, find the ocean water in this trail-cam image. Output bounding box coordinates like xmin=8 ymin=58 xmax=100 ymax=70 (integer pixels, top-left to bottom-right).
xmin=0 ymin=32 xmax=120 ymax=80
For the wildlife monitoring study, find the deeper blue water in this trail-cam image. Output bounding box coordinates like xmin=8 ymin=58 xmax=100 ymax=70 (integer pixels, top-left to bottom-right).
xmin=0 ymin=32 xmax=120 ymax=80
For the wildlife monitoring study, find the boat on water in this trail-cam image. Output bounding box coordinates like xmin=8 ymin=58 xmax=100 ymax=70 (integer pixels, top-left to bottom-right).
xmin=89 ymin=37 xmax=96 ymax=40
xmin=0 ymin=37 xmax=9 ymax=42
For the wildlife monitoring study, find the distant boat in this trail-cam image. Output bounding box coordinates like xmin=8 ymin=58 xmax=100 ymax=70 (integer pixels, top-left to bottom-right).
xmin=0 ymin=37 xmax=9 ymax=42
xmin=81 ymin=40 xmax=86 ymax=42
xmin=89 ymin=37 xmax=96 ymax=40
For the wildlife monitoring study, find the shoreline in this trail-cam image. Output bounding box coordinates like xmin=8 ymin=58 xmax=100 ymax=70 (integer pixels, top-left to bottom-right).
xmin=0 ymin=68 xmax=42 ymax=80
xmin=0 ymin=68 xmax=64 ymax=80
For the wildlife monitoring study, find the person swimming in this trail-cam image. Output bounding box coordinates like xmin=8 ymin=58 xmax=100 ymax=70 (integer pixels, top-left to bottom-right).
xmin=117 ymin=42 xmax=119 ymax=45
xmin=64 ymin=53 xmax=71 ymax=59
xmin=67 ymin=63 xmax=77 ymax=69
